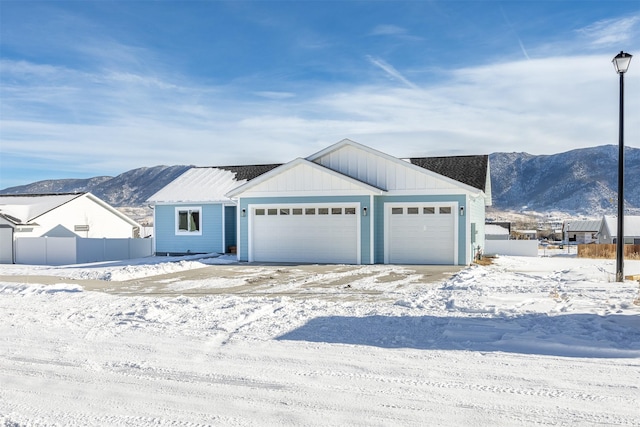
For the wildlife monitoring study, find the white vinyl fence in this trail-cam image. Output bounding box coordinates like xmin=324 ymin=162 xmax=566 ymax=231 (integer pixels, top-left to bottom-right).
xmin=15 ymin=237 xmax=153 ymax=265
xmin=484 ymin=240 xmax=539 ymax=257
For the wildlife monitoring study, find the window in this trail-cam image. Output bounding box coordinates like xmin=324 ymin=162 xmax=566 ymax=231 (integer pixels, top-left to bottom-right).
xmin=392 ymin=207 xmax=403 ymax=214
xmin=345 ymin=207 xmax=356 ymax=215
xmin=319 ymin=208 xmax=329 ymax=215
xmin=439 ymin=207 xmax=452 ymax=214
xmin=305 ymin=208 xmax=316 ymax=215
xmin=268 ymin=209 xmax=278 ymax=215
xmin=255 ymin=209 xmax=265 ymax=215
xmin=424 ymin=207 xmax=435 ymax=214
xmin=176 ymin=207 xmax=201 ymax=235
xmin=280 ymin=208 xmax=290 ymax=215
xmin=293 ymin=208 xmax=303 ymax=215
xmin=332 ymin=208 xmax=343 ymax=215
xmin=407 ymin=207 xmax=419 ymax=215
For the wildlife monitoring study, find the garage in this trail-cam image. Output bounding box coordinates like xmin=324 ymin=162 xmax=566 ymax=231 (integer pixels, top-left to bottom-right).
xmin=250 ymin=204 xmax=359 ymax=263
xmin=0 ymin=225 xmax=14 ymax=264
xmin=386 ymin=203 xmax=456 ymax=265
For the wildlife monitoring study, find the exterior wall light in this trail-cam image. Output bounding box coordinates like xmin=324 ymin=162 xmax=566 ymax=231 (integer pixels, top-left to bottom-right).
xmin=241 ymin=208 xmax=246 ymax=217
xmin=459 ymin=206 xmax=464 ymax=216
xmin=363 ymin=207 xmax=368 ymax=216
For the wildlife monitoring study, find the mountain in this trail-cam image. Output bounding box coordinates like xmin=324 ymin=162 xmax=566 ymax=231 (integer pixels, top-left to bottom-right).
xmin=0 ymin=165 xmax=192 ymax=207
xmin=1 ymin=145 xmax=639 ymax=216
xmin=490 ymin=145 xmax=640 ymax=215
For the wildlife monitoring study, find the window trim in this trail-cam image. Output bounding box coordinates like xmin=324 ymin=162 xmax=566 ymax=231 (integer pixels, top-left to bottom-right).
xmin=175 ymin=206 xmax=202 ymax=236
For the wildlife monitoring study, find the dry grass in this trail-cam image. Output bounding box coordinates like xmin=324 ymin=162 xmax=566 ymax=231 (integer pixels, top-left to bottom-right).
xmin=474 ymin=255 xmax=495 ymax=266
xmin=578 ymin=244 xmax=640 ymax=260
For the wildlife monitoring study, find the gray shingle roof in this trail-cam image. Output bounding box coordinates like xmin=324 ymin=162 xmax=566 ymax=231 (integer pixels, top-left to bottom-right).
xmin=409 ymin=155 xmax=489 ymax=192
xmin=218 ymin=164 xmax=282 ymax=181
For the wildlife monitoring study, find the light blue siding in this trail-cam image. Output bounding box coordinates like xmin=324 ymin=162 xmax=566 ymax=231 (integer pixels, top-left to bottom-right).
xmin=238 ymin=196 xmax=372 ymax=263
xmin=154 ymin=204 xmax=224 ymax=255
xmin=469 ymin=196 xmax=486 ymax=259
xmin=373 ymin=195 xmax=467 ymax=265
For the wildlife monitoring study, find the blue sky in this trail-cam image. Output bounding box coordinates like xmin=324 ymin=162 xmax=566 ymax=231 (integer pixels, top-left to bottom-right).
xmin=1 ymin=1 xmax=639 ymax=189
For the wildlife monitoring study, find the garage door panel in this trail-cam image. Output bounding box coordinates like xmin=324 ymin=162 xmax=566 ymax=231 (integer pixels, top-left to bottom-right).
xmin=251 ymin=205 xmax=358 ymax=263
xmin=387 ymin=204 xmax=455 ymax=265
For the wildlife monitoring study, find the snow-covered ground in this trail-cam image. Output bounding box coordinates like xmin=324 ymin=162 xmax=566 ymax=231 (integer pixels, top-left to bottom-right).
xmin=1 ymin=253 xmax=639 ymax=426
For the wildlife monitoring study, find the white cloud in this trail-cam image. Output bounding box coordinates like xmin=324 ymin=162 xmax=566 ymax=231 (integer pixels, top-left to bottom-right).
xmin=366 ymin=55 xmax=419 ymax=89
xmin=2 ymin=46 xmax=639 ymax=187
xmin=577 ymin=15 xmax=640 ymax=47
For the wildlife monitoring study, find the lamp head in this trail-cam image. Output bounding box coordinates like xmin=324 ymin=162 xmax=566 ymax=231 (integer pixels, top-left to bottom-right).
xmin=613 ymin=51 xmax=632 ymax=74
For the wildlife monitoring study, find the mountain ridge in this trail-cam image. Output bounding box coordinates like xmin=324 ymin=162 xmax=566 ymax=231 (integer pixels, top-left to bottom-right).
xmin=2 ymin=145 xmax=638 ymax=216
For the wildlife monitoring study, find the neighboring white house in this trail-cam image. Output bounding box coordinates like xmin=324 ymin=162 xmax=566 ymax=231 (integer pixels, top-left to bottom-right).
xmin=485 ymin=223 xmax=510 ymax=240
xmin=597 ymin=215 xmax=640 ymax=244
xmin=0 ymin=193 xmax=142 ymax=264
xmin=563 ymin=219 xmax=602 ymax=244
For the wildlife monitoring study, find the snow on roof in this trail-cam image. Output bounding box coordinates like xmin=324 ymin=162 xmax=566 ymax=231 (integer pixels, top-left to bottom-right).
xmin=602 ymin=215 xmax=640 ymax=237
xmin=485 ymin=224 xmax=509 ymax=235
xmin=147 ymin=168 xmax=245 ymax=203
xmin=0 ymin=193 xmax=82 ymax=223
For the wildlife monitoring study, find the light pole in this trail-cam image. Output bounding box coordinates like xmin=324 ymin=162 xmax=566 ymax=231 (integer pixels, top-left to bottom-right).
xmin=612 ymin=51 xmax=632 ymax=282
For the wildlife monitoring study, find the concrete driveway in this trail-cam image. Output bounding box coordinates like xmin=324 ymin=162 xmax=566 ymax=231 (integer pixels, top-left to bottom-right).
xmin=1 ymin=263 xmax=466 ymax=299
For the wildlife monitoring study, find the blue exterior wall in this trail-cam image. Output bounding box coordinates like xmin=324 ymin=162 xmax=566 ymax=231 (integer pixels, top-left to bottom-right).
xmin=154 ymin=203 xmax=224 ymax=255
xmin=373 ymin=195 xmax=467 ymax=265
xmin=224 ymin=205 xmax=237 ymax=253
xmin=237 ymin=196 xmax=372 ymax=263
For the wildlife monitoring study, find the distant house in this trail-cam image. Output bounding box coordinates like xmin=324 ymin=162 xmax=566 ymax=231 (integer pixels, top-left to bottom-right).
xmin=597 ymin=216 xmax=640 ymax=244
xmin=513 ymin=230 xmax=537 ymax=240
xmin=485 ymin=223 xmax=510 ymax=240
xmin=0 ymin=193 xmax=142 ymax=264
xmin=563 ymin=219 xmax=602 ymax=244
xmin=149 ymin=139 xmax=492 ymax=265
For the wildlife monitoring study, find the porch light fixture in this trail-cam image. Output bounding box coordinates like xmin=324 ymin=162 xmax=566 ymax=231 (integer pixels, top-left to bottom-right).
xmin=612 ymin=51 xmax=632 ymax=282
xmin=363 ymin=207 xmax=368 ymax=216
xmin=459 ymin=206 xmax=464 ymax=216
xmin=241 ymin=208 xmax=246 ymax=217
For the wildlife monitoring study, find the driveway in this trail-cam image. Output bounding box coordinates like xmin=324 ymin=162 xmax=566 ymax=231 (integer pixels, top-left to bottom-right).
xmin=0 ymin=263 xmax=465 ymax=299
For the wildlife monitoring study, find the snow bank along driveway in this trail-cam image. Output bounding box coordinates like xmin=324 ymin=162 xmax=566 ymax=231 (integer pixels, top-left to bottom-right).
xmin=1 ymin=255 xmax=639 ymax=426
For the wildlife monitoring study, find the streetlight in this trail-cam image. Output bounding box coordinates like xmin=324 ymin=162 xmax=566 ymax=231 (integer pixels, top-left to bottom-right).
xmin=612 ymin=51 xmax=632 ymax=282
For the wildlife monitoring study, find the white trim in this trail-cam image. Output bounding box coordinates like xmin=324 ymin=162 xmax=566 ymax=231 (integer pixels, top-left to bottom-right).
xmin=174 ymin=206 xmax=203 ymax=236
xmin=383 ymin=201 xmax=458 ymax=265
xmin=247 ymin=202 xmax=361 ymax=264
xmin=369 ymin=194 xmax=374 ymax=265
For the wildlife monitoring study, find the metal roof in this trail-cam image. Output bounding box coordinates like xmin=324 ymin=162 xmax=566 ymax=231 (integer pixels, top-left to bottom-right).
xmin=564 ymin=220 xmax=602 ymax=232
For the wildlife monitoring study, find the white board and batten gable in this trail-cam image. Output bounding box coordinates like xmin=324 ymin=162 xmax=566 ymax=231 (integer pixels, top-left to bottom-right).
xmin=307 ymin=139 xmax=484 ymax=196
xmin=226 ymin=158 xmax=385 ymax=198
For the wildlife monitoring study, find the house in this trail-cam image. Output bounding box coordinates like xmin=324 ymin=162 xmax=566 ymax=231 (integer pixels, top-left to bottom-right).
xmin=563 ymin=219 xmax=602 ymax=244
xmin=149 ymin=139 xmax=491 ymax=265
xmin=0 ymin=193 xmax=142 ymax=264
xmin=485 ymin=223 xmax=510 ymax=240
xmin=597 ymin=215 xmax=640 ymax=244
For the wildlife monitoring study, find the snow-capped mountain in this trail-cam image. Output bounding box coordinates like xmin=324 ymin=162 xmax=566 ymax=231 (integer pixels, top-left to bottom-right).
xmin=2 ymin=145 xmax=638 ymax=216
xmin=490 ymin=145 xmax=640 ymax=215
xmin=0 ymin=165 xmax=191 ymax=207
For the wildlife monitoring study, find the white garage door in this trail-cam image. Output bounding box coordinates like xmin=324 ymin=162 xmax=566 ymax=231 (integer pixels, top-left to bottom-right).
xmin=386 ymin=204 xmax=456 ymax=265
xmin=250 ymin=205 xmax=359 ymax=263
xmin=0 ymin=227 xmax=13 ymax=264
